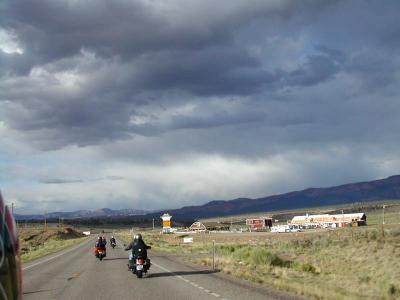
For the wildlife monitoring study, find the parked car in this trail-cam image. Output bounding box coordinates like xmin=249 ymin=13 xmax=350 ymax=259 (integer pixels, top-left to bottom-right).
xmin=0 ymin=192 xmax=22 ymax=299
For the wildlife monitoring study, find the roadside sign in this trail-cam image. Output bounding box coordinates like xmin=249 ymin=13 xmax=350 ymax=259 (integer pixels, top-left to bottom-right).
xmin=183 ymin=237 xmax=193 ymax=243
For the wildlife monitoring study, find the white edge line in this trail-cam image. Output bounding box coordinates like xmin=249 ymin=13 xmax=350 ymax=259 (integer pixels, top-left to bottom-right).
xmin=151 ymin=259 xmax=224 ymax=299
xmin=115 ymin=237 xmax=228 ymax=299
xmin=22 ymin=237 xmax=92 ymax=271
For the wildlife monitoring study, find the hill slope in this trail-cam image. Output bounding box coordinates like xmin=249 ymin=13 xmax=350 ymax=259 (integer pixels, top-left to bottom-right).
xmin=161 ymin=175 xmax=400 ymax=219
xmin=14 ymin=208 xmax=148 ymax=220
xmin=15 ymin=175 xmax=400 ymax=221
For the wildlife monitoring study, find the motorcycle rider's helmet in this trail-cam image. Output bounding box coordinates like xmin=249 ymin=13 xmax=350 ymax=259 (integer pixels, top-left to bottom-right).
xmin=133 ymin=233 xmax=142 ymax=241
xmin=111 ymin=236 xmax=114 ymax=239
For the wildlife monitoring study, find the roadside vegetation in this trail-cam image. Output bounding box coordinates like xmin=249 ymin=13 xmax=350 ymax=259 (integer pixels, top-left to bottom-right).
xmin=117 ymin=202 xmax=400 ymax=300
xmin=19 ymin=226 xmax=87 ymax=262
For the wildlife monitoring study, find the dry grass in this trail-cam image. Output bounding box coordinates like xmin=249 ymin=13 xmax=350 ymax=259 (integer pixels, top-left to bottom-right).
xmin=117 ymin=207 xmax=400 ymax=300
xmin=19 ymin=226 xmax=87 ymax=262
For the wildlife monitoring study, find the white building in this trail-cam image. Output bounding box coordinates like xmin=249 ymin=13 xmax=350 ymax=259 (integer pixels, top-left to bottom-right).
xmin=290 ymin=213 xmax=367 ymax=228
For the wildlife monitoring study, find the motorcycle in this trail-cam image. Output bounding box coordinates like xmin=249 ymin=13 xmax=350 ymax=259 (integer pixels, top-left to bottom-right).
xmin=95 ymin=247 xmax=106 ymax=261
xmin=111 ymin=241 xmax=116 ymax=248
xmin=128 ymin=247 xmax=151 ymax=278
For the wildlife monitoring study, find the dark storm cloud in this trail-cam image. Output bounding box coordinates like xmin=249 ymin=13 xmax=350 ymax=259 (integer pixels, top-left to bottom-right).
xmin=170 ymin=109 xmax=265 ymax=130
xmin=0 ymin=0 xmax=334 ymax=64
xmin=0 ymin=0 xmax=399 ymax=154
xmin=284 ymin=46 xmax=345 ymax=87
xmin=0 ymin=0 xmax=327 ymax=149
xmin=0 ymin=93 xmax=135 ymax=149
xmin=128 ymin=105 xmax=267 ymax=137
xmin=2 ymin=0 xmax=400 ymax=214
xmin=0 ymin=0 xmax=160 ymax=62
xmin=346 ymin=52 xmax=398 ymax=92
xmin=131 ymin=47 xmax=274 ymax=96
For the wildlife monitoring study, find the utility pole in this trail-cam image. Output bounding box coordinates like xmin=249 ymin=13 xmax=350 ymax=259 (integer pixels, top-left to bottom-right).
xmin=152 ymin=218 xmax=155 ymax=231
xmin=341 ymin=209 xmax=344 ymax=227
xmin=382 ymin=205 xmax=387 ymax=238
xmin=383 ymin=205 xmax=387 ymax=225
xmin=212 ymin=240 xmax=215 ymax=270
xmin=44 ymin=209 xmax=47 ymax=230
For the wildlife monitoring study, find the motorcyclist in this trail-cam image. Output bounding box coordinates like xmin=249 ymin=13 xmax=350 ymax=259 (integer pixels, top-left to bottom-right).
xmin=125 ymin=233 xmax=151 ymax=270
xmin=110 ymin=236 xmax=116 ymax=247
xmin=95 ymin=236 xmax=104 ymax=248
xmin=94 ymin=236 xmax=106 ymax=257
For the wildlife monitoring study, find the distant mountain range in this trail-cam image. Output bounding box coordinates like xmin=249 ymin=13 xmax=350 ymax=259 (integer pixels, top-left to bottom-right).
xmin=15 ymin=175 xmax=400 ymax=221
xmin=151 ymin=175 xmax=400 ymax=219
xmin=14 ymin=208 xmax=149 ymax=221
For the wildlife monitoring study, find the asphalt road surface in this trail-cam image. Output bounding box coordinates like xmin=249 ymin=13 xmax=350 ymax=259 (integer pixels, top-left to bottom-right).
xmin=23 ymin=235 xmax=305 ymax=300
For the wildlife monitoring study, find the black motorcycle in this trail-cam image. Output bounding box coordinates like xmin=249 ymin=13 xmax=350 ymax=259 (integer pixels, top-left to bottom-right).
xmin=129 ymin=247 xmax=151 ymax=278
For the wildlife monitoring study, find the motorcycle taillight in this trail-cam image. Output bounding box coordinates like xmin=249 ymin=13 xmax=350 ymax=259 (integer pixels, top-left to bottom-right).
xmin=137 ymin=258 xmax=144 ymax=264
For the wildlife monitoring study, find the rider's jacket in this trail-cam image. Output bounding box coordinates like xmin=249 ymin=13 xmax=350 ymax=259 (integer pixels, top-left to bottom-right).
xmin=95 ymin=241 xmax=106 ymax=249
xmin=125 ymin=240 xmax=150 ymax=258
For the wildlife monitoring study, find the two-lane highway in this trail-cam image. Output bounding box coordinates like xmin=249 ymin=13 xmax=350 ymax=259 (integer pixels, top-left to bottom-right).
xmin=23 ymin=235 xmax=305 ymax=300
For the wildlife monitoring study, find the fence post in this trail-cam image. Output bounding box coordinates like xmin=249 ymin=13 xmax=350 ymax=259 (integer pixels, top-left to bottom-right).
xmin=212 ymin=240 xmax=215 ymax=270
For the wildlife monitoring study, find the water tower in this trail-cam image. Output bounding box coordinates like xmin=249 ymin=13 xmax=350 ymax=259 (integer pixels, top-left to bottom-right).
xmin=161 ymin=213 xmax=172 ymax=233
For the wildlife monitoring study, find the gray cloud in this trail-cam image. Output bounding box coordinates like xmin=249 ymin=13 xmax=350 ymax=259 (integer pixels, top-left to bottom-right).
xmin=0 ymin=51 xmax=33 ymax=76
xmin=40 ymin=179 xmax=84 ymax=184
xmin=40 ymin=176 xmax=125 ymax=184
xmin=1 ymin=0 xmax=400 ymax=213
xmin=284 ymin=47 xmax=345 ymax=87
xmin=0 ymin=0 xmax=348 ymax=150
xmin=0 ymin=1 xmax=334 ymax=60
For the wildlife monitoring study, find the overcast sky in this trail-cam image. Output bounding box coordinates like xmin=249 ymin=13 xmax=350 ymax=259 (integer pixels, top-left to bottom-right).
xmin=1 ymin=0 xmax=400 ymax=214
